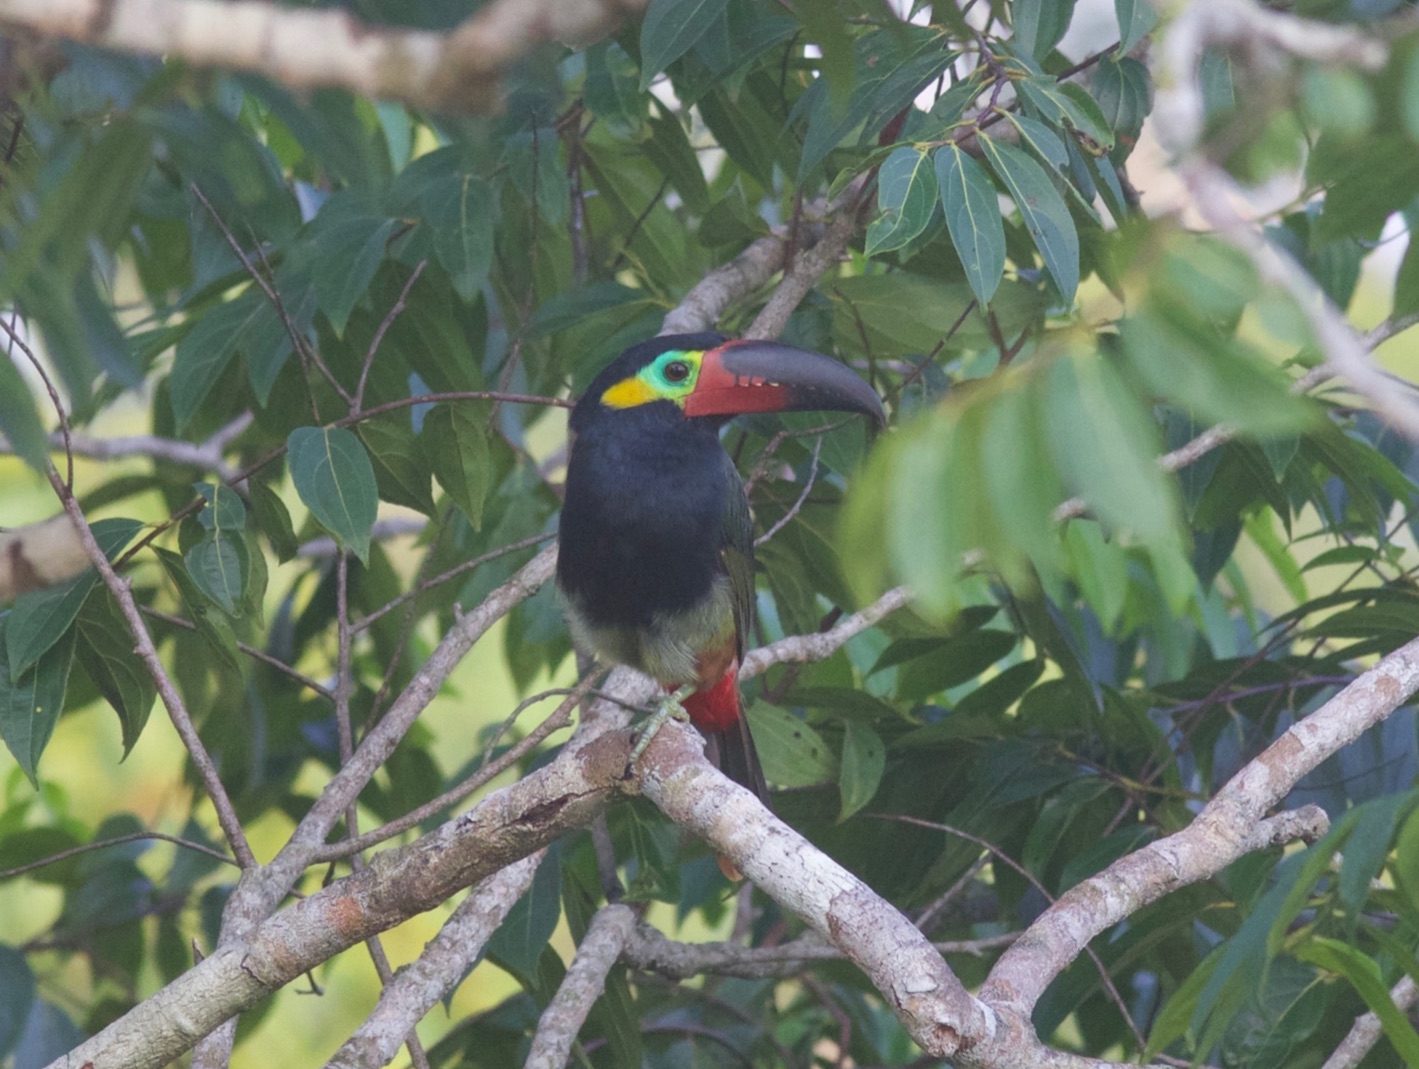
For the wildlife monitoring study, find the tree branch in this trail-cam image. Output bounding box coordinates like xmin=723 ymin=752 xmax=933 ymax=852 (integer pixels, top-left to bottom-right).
xmin=1321 ymin=974 xmax=1419 ymax=1069
xmin=523 ymin=904 xmax=637 ymax=1069
xmin=324 ymin=854 xmax=545 ymax=1069
xmin=0 ymin=0 xmax=648 ymax=115
xmin=979 ymin=633 xmax=1419 ymax=1016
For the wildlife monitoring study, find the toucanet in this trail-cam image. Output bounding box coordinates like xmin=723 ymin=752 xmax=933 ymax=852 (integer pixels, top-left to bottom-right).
xmin=556 ymin=333 xmax=885 ymax=811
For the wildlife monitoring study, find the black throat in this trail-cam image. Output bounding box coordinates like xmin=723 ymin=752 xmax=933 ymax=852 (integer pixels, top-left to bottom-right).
xmin=557 ymin=401 xmax=737 ymax=630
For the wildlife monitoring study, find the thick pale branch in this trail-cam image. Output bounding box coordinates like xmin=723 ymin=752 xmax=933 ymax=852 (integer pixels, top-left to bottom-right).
xmin=631 ymin=722 xmax=991 ymax=1059
xmin=523 ymin=904 xmax=637 ymax=1069
xmin=0 ymin=0 xmax=646 ymax=114
xmin=220 ymin=546 xmax=558 ymax=935
xmin=979 ymin=633 xmax=1419 ymax=1016
xmin=46 ymin=727 xmax=632 ymax=1069
xmin=325 ymin=854 xmax=545 ymax=1069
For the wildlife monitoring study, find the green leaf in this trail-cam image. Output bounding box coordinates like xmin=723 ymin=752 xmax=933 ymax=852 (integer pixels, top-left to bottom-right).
xmin=866 ymin=148 xmax=939 ymax=258
xmin=194 ymin=481 xmax=246 ymax=533
xmin=415 ymin=153 xmax=496 ymax=302
xmin=1115 ymin=0 xmax=1158 ymax=55
xmin=0 ymin=945 xmax=35 ymax=1062
xmin=308 ymin=193 xmax=399 ymax=335
xmin=797 ymin=28 xmax=953 ymax=180
xmin=838 ymin=721 xmax=885 ymax=822
xmin=1297 ymin=938 xmax=1419 ymax=1065
xmin=422 ymin=403 xmax=493 ymax=531
xmin=485 ymin=852 xmax=561 ymax=990
xmin=247 ymin=478 xmax=300 ymax=562
xmin=286 ymin=426 xmax=378 ymax=564
xmin=1017 ymin=78 xmax=1116 ymax=153
xmin=359 ymin=415 xmax=436 ymax=515
xmin=74 ymin=592 xmax=156 ymax=756
xmin=1044 ymin=351 xmax=1177 ymax=540
xmin=184 ymin=533 xmax=247 ymax=617
xmin=6 ymin=517 xmax=141 ymax=677
xmin=745 ymin=702 xmax=836 ymax=787
xmin=979 ymin=135 xmax=1080 ymax=301
xmin=151 ymin=547 xmax=239 ymax=669
xmin=1006 ymin=113 xmax=1070 ymax=168
xmin=0 ymin=358 xmax=48 ymax=473
xmin=639 ymin=0 xmax=729 ymax=89
xmin=1012 ymin=0 xmax=1078 ymax=59
xmin=587 ymin=42 xmax=649 ymax=138
xmin=935 ymin=145 xmax=1006 ymax=306
xmin=1121 ymin=313 xmax=1313 ymax=437
xmin=0 ymin=617 xmax=77 ymax=787
xmin=169 ymin=290 xmax=290 ymax=430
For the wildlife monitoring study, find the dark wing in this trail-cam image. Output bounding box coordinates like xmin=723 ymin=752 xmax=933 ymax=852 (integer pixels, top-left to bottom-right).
xmin=718 ymin=457 xmax=756 ymax=661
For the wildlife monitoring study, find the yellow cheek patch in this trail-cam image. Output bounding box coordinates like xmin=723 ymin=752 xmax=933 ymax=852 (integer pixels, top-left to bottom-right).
xmin=601 ymin=377 xmax=659 ymax=410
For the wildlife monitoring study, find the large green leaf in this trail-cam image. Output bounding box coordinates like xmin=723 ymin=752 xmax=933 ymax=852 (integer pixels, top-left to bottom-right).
xmin=639 ymin=0 xmax=730 ymax=88
xmin=1043 ymin=351 xmax=1177 ymax=540
xmin=0 ymin=617 xmax=77 ymax=787
xmin=287 ymin=426 xmax=379 ymax=564
xmin=0 ymin=358 xmax=49 ymax=473
xmin=422 ymin=403 xmax=493 ymax=531
xmin=746 ymin=702 xmax=836 ymax=788
xmin=866 ymin=148 xmax=939 ymax=258
xmin=935 ymin=144 xmax=1006 ymax=306
xmin=979 ymin=134 xmax=1080 ymax=301
xmin=838 ymin=721 xmax=885 ymax=822
xmin=74 ymin=592 xmax=157 ymax=756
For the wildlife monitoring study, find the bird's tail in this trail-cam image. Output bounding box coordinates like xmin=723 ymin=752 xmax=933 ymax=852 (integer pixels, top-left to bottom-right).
xmin=682 ymin=668 xmax=770 ymax=804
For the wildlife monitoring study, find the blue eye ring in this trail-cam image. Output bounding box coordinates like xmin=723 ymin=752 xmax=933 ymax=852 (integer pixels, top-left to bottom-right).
xmin=663 ymin=359 xmax=691 ymax=383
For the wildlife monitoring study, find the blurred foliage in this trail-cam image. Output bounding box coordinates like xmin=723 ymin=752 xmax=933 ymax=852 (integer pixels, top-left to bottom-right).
xmin=2 ymin=0 xmax=1419 ymax=1065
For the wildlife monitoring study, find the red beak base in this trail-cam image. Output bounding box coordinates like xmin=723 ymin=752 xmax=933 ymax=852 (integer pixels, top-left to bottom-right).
xmin=682 ymin=340 xmax=885 ymax=427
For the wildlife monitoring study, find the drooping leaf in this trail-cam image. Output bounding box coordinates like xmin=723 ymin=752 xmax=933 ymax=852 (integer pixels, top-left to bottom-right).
xmin=640 ymin=0 xmax=730 ymax=89
xmin=423 ymin=403 xmax=493 ymax=531
xmin=0 ymin=358 xmax=49 ymax=473
xmin=935 ymin=144 xmax=1006 ymax=306
xmin=0 ymin=618 xmax=77 ymax=787
xmin=979 ymin=134 xmax=1080 ymax=302
xmin=839 ymin=721 xmax=885 ymax=821
xmin=74 ymin=592 xmax=157 ymax=756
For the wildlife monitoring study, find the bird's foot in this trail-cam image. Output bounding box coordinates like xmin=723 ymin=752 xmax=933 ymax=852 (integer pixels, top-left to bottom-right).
xmin=627 ymin=684 xmax=695 ymax=769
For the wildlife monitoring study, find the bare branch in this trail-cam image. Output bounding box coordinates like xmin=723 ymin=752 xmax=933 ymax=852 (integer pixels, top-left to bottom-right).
xmin=1322 ymin=974 xmax=1419 ymax=1069
xmin=47 ymin=471 xmax=257 ymax=869
xmin=630 ymin=722 xmax=989 ymax=1060
xmin=325 ymin=854 xmax=545 ymax=1069
xmin=524 ymin=904 xmax=637 ymax=1069
xmin=1152 ymin=0 xmax=1412 ymax=440
xmin=0 ymin=0 xmax=648 ymax=115
xmin=624 ymin=924 xmax=1018 ymax=982
xmin=46 ymin=726 xmax=635 ymax=1069
xmin=980 ymin=633 xmax=1419 ymax=1015
xmin=740 ymin=586 xmax=912 ymax=678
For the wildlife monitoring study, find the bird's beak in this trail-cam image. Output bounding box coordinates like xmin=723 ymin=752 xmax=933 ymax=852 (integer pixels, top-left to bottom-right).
xmin=683 ymin=340 xmax=886 ymax=428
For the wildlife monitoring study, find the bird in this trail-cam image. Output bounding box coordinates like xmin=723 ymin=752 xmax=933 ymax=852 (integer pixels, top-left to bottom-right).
xmin=556 ymin=332 xmax=885 ymax=816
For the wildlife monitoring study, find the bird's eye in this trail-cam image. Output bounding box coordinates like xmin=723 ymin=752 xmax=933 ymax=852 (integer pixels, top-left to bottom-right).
xmin=663 ymin=360 xmax=691 ymax=383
